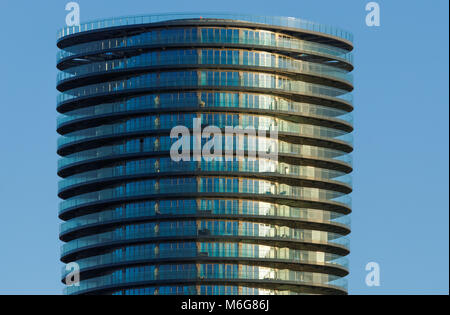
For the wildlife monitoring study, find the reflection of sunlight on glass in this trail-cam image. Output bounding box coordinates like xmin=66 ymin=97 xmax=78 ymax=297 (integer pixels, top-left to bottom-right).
xmin=260 ymin=202 xmax=271 ymax=216
xmin=56 ymin=12 xmax=354 ymax=295
xmin=259 ymin=288 xmax=272 ymax=295
xmin=259 ymin=245 xmax=271 ymax=259
xmin=259 ymin=224 xmax=271 ymax=237
xmin=317 ymin=251 xmax=325 ymax=263
xmin=260 ymin=267 xmax=275 ymax=280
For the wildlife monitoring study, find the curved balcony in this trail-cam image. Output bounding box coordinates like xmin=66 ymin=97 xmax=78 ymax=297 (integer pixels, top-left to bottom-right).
xmin=61 ymin=221 xmax=350 ymax=259
xmin=57 ymin=24 xmax=353 ymax=68
xmin=57 ymin=139 xmax=353 ymax=178
xmin=57 ymin=13 xmax=353 ymax=47
xmin=60 ymin=207 xmax=350 ymax=242
xmin=58 ymin=176 xmax=352 ymax=214
xmin=57 ymin=114 xmax=352 ymax=154
xmin=61 ymin=244 xmax=349 ymax=280
xmin=58 ymin=157 xmax=351 ymax=194
xmin=111 ymin=285 xmax=305 ymax=295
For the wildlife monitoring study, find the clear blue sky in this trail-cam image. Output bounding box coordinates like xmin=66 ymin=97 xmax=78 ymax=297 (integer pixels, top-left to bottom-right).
xmin=0 ymin=0 xmax=448 ymax=295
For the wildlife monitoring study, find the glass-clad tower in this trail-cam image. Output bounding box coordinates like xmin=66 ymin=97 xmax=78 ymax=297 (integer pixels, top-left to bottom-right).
xmin=57 ymin=14 xmax=354 ymax=295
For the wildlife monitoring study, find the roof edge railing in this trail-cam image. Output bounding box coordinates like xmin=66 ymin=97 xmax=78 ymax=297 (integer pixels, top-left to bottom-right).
xmin=57 ymin=12 xmax=353 ymax=43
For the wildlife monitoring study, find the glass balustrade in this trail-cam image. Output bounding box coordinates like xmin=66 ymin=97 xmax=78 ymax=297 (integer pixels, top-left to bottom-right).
xmin=57 ymin=92 xmax=353 ymax=127
xmin=59 ymin=157 xmax=352 ymax=192
xmin=60 ymin=199 xmax=350 ymax=235
xmin=58 ymin=16 xmax=352 ymax=62
xmin=58 ymin=136 xmax=353 ymax=170
xmin=61 ymin=243 xmax=348 ymax=278
xmin=59 ymin=177 xmax=352 ymax=213
xmin=57 ymin=71 xmax=353 ymax=106
xmin=64 ymin=263 xmax=348 ymax=295
xmin=57 ymin=112 xmax=353 ymax=148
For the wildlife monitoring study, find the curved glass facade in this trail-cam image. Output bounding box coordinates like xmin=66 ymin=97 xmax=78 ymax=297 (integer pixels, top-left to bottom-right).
xmin=57 ymin=13 xmax=353 ymax=295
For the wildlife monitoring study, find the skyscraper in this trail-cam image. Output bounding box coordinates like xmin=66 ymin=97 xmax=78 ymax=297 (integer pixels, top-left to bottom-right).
xmin=57 ymin=13 xmax=353 ymax=295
